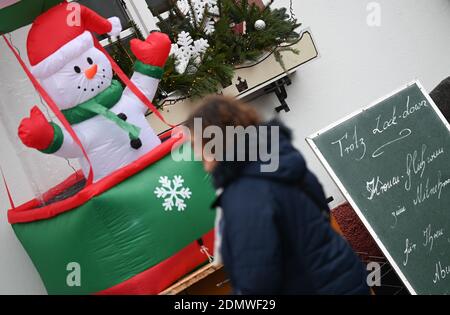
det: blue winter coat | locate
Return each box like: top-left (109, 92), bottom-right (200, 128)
top-left (211, 120), bottom-right (370, 295)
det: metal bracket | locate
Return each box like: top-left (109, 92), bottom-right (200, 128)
top-left (269, 76), bottom-right (292, 113)
top-left (244, 75), bottom-right (293, 113)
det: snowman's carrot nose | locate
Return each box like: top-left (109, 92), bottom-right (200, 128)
top-left (84, 64), bottom-right (98, 80)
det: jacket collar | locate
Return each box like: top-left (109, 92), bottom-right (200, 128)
top-left (211, 119), bottom-right (292, 189)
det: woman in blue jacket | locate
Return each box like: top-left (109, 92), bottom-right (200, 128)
top-left (185, 96), bottom-right (370, 295)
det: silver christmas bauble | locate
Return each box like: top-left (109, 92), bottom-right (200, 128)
top-left (254, 19), bottom-right (266, 31)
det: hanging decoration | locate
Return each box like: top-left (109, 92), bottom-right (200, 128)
top-left (154, 0), bottom-right (301, 100)
top-left (102, 0), bottom-right (299, 101)
top-left (170, 31), bottom-right (210, 74)
top-left (254, 19), bottom-right (266, 30)
top-left (176, 0), bottom-right (219, 35)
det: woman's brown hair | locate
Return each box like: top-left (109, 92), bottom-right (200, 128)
top-left (185, 95), bottom-right (261, 133)
top-left (184, 96), bottom-right (262, 160)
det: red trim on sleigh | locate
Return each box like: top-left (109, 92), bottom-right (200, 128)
top-left (8, 132), bottom-right (185, 224)
top-left (96, 230), bottom-right (215, 295)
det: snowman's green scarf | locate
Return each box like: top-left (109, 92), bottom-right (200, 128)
top-left (61, 80), bottom-right (140, 140)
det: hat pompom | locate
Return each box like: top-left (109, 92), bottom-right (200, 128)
top-left (107, 17), bottom-right (122, 37)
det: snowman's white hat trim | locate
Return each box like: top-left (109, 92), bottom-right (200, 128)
top-left (30, 31), bottom-right (95, 79)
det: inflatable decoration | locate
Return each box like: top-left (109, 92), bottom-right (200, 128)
top-left (1, 0), bottom-right (216, 294)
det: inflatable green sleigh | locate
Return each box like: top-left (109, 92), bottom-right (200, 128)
top-left (9, 136), bottom-right (216, 295)
top-left (2, 0), bottom-right (216, 295)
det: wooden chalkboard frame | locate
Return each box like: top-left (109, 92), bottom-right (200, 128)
top-left (306, 80), bottom-right (450, 295)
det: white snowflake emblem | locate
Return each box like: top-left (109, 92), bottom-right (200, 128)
top-left (154, 175), bottom-right (192, 211)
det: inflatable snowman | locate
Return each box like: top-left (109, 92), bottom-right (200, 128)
top-left (18, 3), bottom-right (171, 181)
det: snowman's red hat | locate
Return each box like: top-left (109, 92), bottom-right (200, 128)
top-left (27, 2), bottom-right (122, 79)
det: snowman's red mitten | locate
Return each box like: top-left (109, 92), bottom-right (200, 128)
top-left (130, 32), bottom-right (171, 79)
top-left (18, 106), bottom-right (63, 154)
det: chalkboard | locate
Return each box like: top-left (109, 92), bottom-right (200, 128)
top-left (307, 81), bottom-right (450, 295)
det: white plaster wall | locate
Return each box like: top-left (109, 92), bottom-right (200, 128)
top-left (253, 0), bottom-right (450, 209)
top-left (0, 0), bottom-right (448, 294)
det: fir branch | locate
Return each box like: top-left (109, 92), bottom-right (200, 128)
top-left (153, 0), bottom-right (302, 100)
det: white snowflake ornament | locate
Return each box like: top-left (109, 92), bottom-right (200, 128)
top-left (176, 0), bottom-right (190, 15)
top-left (176, 0), bottom-right (218, 35)
top-left (203, 19), bottom-right (216, 35)
top-left (193, 38), bottom-right (210, 57)
top-left (170, 31), bottom-right (209, 73)
top-left (154, 175), bottom-right (192, 211)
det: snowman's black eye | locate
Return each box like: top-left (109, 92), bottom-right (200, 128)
top-left (74, 66), bottom-right (81, 73)
top-left (87, 57), bottom-right (93, 65)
